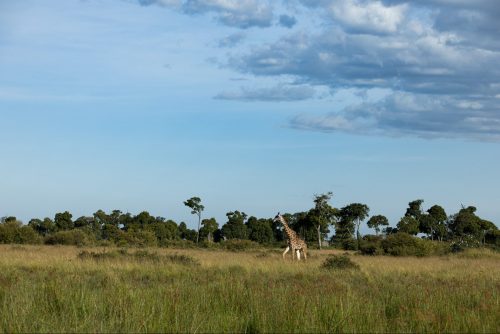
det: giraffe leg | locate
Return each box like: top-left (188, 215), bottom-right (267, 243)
top-left (303, 248), bottom-right (307, 261)
top-left (296, 249), bottom-right (301, 261)
top-left (282, 246), bottom-right (290, 260)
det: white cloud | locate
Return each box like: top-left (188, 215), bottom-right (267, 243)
top-left (137, 0), bottom-right (274, 28)
top-left (132, 0), bottom-right (500, 140)
top-left (183, 0), bottom-right (274, 28)
top-left (328, 0), bottom-right (408, 34)
top-left (291, 92), bottom-right (500, 140)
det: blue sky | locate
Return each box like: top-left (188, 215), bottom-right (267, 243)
top-left (1, 0), bottom-right (499, 232)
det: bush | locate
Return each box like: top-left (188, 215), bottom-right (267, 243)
top-left (116, 230), bottom-right (158, 247)
top-left (220, 239), bottom-right (261, 252)
top-left (359, 235), bottom-right (383, 255)
top-left (381, 233), bottom-right (434, 257)
top-left (321, 255), bottom-right (359, 270)
top-left (0, 221), bottom-right (41, 244)
top-left (341, 238), bottom-right (357, 251)
top-left (450, 235), bottom-right (481, 253)
top-left (45, 229), bottom-right (94, 246)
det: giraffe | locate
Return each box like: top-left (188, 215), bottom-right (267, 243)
top-left (274, 213), bottom-right (307, 261)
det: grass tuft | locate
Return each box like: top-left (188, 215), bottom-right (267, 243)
top-left (321, 254), bottom-right (360, 270)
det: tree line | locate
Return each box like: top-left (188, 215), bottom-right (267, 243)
top-left (1, 194), bottom-right (498, 253)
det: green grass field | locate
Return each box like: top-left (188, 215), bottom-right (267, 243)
top-left (0, 245), bottom-right (499, 333)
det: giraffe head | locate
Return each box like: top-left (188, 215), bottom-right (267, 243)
top-left (274, 213), bottom-right (289, 228)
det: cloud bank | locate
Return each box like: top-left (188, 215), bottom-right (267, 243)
top-left (137, 0), bottom-right (500, 141)
top-left (139, 0), bottom-right (274, 29)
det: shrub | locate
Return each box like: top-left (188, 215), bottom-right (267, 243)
top-left (321, 255), bottom-right (359, 270)
top-left (17, 226), bottom-right (42, 244)
top-left (359, 235), bottom-right (383, 255)
top-left (381, 233), bottom-right (433, 257)
top-left (116, 230), bottom-right (158, 247)
top-left (450, 235), bottom-right (481, 253)
top-left (44, 229), bottom-right (93, 246)
top-left (341, 238), bottom-right (357, 251)
top-left (0, 221), bottom-right (41, 244)
top-left (220, 239), bottom-right (260, 252)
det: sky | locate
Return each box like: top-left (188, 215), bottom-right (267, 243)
top-left (1, 0), bottom-right (500, 233)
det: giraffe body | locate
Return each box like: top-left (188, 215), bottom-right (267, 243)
top-left (274, 213), bottom-right (307, 261)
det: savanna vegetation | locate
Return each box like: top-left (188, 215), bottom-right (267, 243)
top-left (1, 194), bottom-right (498, 255)
top-left (0, 245), bottom-right (498, 333)
top-left (1, 194), bottom-right (499, 332)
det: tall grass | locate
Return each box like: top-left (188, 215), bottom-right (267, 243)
top-left (0, 245), bottom-right (498, 333)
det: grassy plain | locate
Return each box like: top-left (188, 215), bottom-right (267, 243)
top-left (0, 245), bottom-right (499, 333)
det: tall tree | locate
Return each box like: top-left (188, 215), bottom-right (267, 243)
top-left (184, 197), bottom-right (204, 244)
top-left (312, 192), bottom-right (337, 249)
top-left (418, 214), bottom-right (437, 239)
top-left (367, 215), bottom-right (389, 235)
top-left (405, 199), bottom-right (424, 219)
top-left (448, 206), bottom-right (482, 241)
top-left (427, 205), bottom-right (447, 241)
top-left (54, 211), bottom-right (73, 231)
top-left (109, 210), bottom-right (122, 227)
top-left (397, 216), bottom-right (420, 235)
top-left (200, 218), bottom-right (218, 242)
top-left (478, 219), bottom-right (497, 245)
top-left (221, 211), bottom-right (248, 240)
top-left (335, 203), bottom-right (369, 250)
top-left (346, 203), bottom-right (370, 250)
top-left (340, 203), bottom-right (370, 249)
top-left (246, 217), bottom-right (274, 244)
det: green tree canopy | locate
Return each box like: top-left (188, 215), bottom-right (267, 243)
top-left (367, 215), bottom-right (389, 235)
top-left (405, 199), bottom-right (424, 219)
top-left (54, 211), bottom-right (74, 231)
top-left (200, 218), bottom-right (218, 242)
top-left (246, 217), bottom-right (274, 244)
top-left (339, 203), bottom-right (369, 249)
top-left (397, 216), bottom-right (420, 235)
top-left (184, 197), bottom-right (204, 243)
top-left (310, 192), bottom-right (337, 249)
top-left (221, 211), bottom-right (248, 240)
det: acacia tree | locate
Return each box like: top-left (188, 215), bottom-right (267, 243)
top-left (367, 215), bottom-right (389, 235)
top-left (183, 197), bottom-right (204, 244)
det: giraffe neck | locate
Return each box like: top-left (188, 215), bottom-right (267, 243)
top-left (279, 216), bottom-right (297, 240)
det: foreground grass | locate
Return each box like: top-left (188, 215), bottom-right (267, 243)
top-left (0, 245), bottom-right (499, 333)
